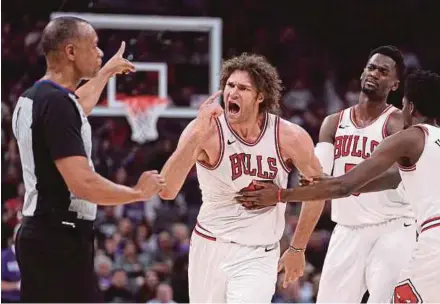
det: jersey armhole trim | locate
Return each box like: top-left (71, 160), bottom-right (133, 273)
top-left (398, 163), bottom-right (416, 172)
top-left (381, 108), bottom-right (398, 139)
top-left (196, 117), bottom-right (224, 170)
top-left (275, 116), bottom-right (293, 173)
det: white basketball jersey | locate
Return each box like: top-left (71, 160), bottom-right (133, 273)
top-left (195, 113), bottom-right (291, 246)
top-left (332, 105), bottom-right (413, 226)
top-left (399, 124), bottom-right (440, 227)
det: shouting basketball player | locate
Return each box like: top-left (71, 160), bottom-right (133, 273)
top-left (238, 46), bottom-right (417, 303)
top-left (159, 53), bottom-right (325, 302)
top-left (237, 69), bottom-right (440, 303)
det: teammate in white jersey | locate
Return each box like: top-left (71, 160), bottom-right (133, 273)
top-left (238, 69), bottom-right (440, 303)
top-left (159, 53), bottom-right (325, 302)
top-left (239, 46), bottom-right (417, 302)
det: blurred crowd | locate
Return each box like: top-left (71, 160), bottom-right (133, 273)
top-left (2, 0), bottom-right (439, 302)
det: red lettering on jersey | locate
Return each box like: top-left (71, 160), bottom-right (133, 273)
top-left (350, 135), bottom-right (362, 157)
top-left (370, 140), bottom-right (379, 155)
top-left (361, 137), bottom-right (369, 159)
top-left (341, 135), bottom-right (353, 157)
top-left (230, 153), bottom-right (278, 180)
top-left (334, 137), bottom-right (343, 159)
top-left (230, 154), bottom-right (243, 180)
top-left (334, 136), bottom-right (380, 160)
top-left (242, 153), bottom-right (257, 176)
top-left (267, 157), bottom-right (278, 179)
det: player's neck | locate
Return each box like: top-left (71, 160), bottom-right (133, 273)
top-left (43, 61), bottom-right (81, 92)
top-left (356, 92), bottom-right (389, 117)
top-left (414, 116), bottom-right (437, 127)
top-left (230, 112), bottom-right (266, 141)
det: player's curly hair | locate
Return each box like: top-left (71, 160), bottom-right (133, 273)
top-left (405, 69), bottom-right (440, 118)
top-left (220, 53), bottom-right (283, 114)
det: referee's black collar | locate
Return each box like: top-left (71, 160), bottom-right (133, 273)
top-left (36, 80), bottom-right (79, 98)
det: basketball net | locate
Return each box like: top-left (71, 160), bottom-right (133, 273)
top-left (122, 95), bottom-right (168, 144)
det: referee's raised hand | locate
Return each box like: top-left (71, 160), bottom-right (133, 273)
top-left (134, 170), bottom-right (166, 199)
top-left (101, 41), bottom-right (136, 77)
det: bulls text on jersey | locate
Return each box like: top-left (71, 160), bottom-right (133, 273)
top-left (229, 153), bottom-right (278, 180)
top-left (334, 135), bottom-right (380, 160)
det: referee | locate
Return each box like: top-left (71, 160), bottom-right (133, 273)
top-left (11, 17), bottom-right (165, 302)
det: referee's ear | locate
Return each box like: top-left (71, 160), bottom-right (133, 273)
top-left (65, 44), bottom-right (76, 61)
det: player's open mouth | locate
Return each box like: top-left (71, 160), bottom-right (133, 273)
top-left (365, 78), bottom-right (378, 87)
top-left (228, 101), bottom-right (241, 116)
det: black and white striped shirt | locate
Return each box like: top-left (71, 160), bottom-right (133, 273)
top-left (12, 80), bottom-right (97, 220)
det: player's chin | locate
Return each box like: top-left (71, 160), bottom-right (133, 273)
top-left (361, 86), bottom-right (377, 95)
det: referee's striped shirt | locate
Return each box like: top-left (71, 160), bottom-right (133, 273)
top-left (12, 80), bottom-right (97, 221)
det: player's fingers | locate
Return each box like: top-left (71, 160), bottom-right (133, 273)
top-left (235, 197), bottom-right (258, 204)
top-left (241, 202), bottom-right (255, 209)
top-left (116, 41), bottom-right (126, 57)
top-left (201, 90), bottom-right (222, 107)
top-left (253, 181), bottom-right (270, 188)
top-left (211, 105), bottom-right (224, 117)
top-left (123, 60), bottom-right (136, 71)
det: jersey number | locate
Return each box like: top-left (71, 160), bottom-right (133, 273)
top-left (393, 280), bottom-right (422, 303)
top-left (344, 163), bottom-right (360, 196)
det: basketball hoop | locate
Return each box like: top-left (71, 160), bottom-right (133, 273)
top-left (122, 95), bottom-right (169, 144)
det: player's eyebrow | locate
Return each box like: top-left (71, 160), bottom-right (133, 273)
top-left (227, 81), bottom-right (253, 90)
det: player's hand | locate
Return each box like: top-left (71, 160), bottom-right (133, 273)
top-left (236, 181), bottom-right (280, 208)
top-left (133, 170), bottom-right (166, 200)
top-left (278, 249), bottom-right (305, 288)
top-left (298, 173), bottom-right (331, 187)
top-left (101, 41), bottom-right (136, 77)
top-left (193, 91), bottom-right (223, 139)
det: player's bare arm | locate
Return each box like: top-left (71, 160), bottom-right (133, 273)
top-left (75, 41), bottom-right (135, 115)
top-left (55, 156), bottom-right (165, 205)
top-left (303, 167), bottom-right (401, 193)
top-left (278, 120), bottom-right (326, 247)
top-left (236, 126), bottom-right (423, 203)
top-left (159, 91), bottom-right (223, 200)
top-left (282, 127), bottom-right (423, 202)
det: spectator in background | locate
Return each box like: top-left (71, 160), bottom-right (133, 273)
top-left (1, 225), bottom-right (21, 303)
top-left (150, 231), bottom-right (175, 275)
top-left (95, 254), bottom-right (113, 291)
top-left (135, 270), bottom-right (160, 303)
top-left (171, 223), bottom-right (190, 255)
top-left (135, 222), bottom-right (157, 254)
top-left (114, 239), bottom-right (152, 284)
top-left (147, 283), bottom-right (176, 304)
top-left (104, 269), bottom-right (134, 303)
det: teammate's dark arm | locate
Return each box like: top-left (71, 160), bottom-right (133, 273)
top-left (279, 127), bottom-right (423, 202)
top-left (356, 166), bottom-right (401, 192)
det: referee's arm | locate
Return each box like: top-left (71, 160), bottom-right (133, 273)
top-left (43, 93), bottom-right (160, 204)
